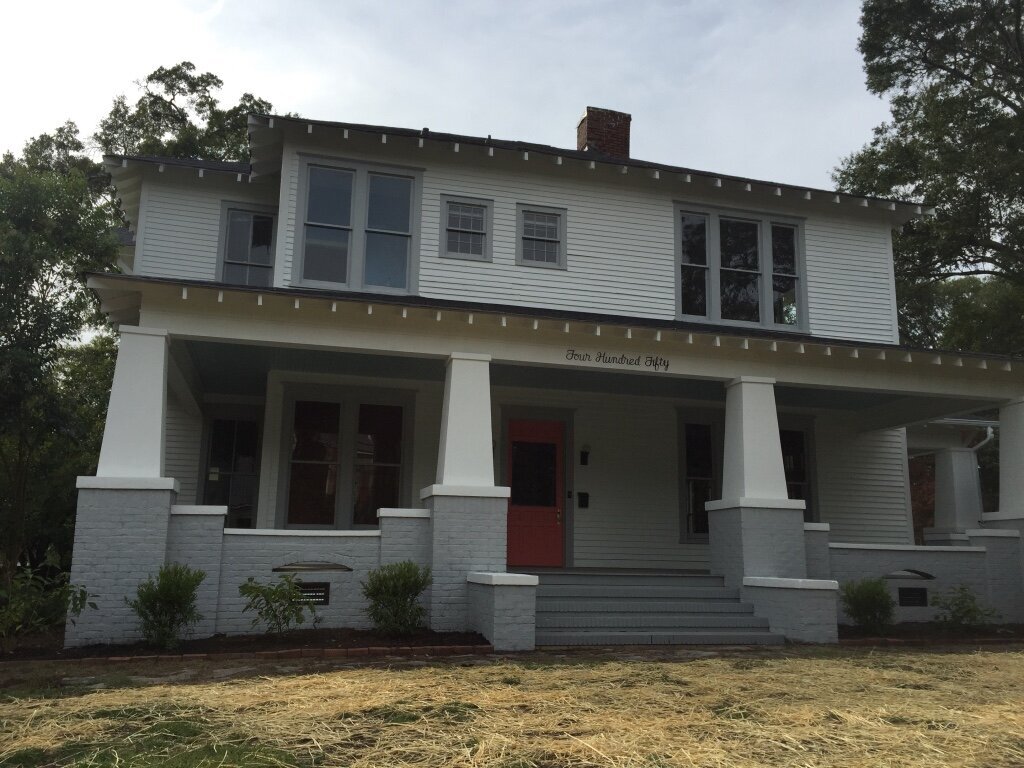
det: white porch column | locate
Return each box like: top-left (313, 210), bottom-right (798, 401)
top-left (926, 448), bottom-right (983, 539)
top-left (96, 326), bottom-right (170, 478)
top-left (998, 398), bottom-right (1024, 521)
top-left (720, 376), bottom-right (790, 504)
top-left (432, 352), bottom-right (497, 490)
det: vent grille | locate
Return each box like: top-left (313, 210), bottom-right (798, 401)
top-left (898, 587), bottom-right (928, 607)
top-left (297, 582), bottom-right (330, 606)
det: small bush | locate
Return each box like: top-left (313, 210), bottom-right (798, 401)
top-left (126, 563), bottom-right (205, 649)
top-left (933, 585), bottom-right (999, 630)
top-left (239, 575), bottom-right (318, 633)
top-left (0, 548), bottom-right (94, 653)
top-left (840, 577), bottom-right (895, 635)
top-left (361, 561), bottom-right (432, 636)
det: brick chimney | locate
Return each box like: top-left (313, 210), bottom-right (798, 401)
top-left (576, 107), bottom-right (632, 159)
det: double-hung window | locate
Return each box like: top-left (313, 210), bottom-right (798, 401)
top-left (676, 206), bottom-right (803, 328)
top-left (516, 204), bottom-right (567, 268)
top-left (441, 196), bottom-right (492, 260)
top-left (300, 161), bottom-right (417, 292)
top-left (221, 208), bottom-right (275, 287)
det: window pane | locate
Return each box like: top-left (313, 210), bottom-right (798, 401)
top-left (510, 441), bottom-right (557, 506)
top-left (680, 213), bottom-right (707, 266)
top-left (448, 203), bottom-right (485, 232)
top-left (523, 211), bottom-right (559, 239)
top-left (721, 270), bottom-right (760, 322)
top-left (287, 463), bottom-right (337, 525)
top-left (367, 174), bottom-right (412, 233)
top-left (720, 219), bottom-right (760, 271)
top-left (233, 421), bottom-right (260, 472)
top-left (307, 167), bottom-right (352, 227)
top-left (364, 232), bottom-right (409, 288)
top-left (523, 238), bottom-right (559, 264)
top-left (226, 211), bottom-right (252, 263)
top-left (684, 423), bottom-right (713, 477)
top-left (773, 276), bottom-right (799, 325)
top-left (680, 265), bottom-right (708, 316)
top-left (688, 479), bottom-right (712, 534)
top-left (303, 225), bottom-right (349, 283)
top-left (291, 401), bottom-right (340, 462)
top-left (353, 465), bottom-right (400, 525)
top-left (781, 430), bottom-right (806, 483)
top-left (208, 420), bottom-right (236, 472)
top-left (356, 404), bottom-right (403, 464)
top-left (772, 224), bottom-right (797, 275)
top-left (250, 215), bottom-right (274, 265)
top-left (246, 265), bottom-right (272, 287)
top-left (223, 263), bottom-right (248, 285)
top-left (447, 230), bottom-right (485, 256)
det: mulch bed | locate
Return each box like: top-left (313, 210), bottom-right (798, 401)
top-left (1, 626), bottom-right (490, 663)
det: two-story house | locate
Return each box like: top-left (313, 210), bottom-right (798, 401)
top-left (68, 108), bottom-right (1024, 650)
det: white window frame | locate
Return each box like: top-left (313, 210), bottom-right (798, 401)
top-left (516, 203), bottom-right (568, 269)
top-left (439, 195), bottom-right (494, 262)
top-left (295, 156), bottom-right (422, 294)
top-left (217, 202), bottom-right (277, 287)
top-left (673, 203), bottom-right (807, 330)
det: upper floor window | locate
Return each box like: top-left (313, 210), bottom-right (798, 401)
top-left (300, 161), bottom-right (417, 292)
top-left (441, 196), bottom-right (492, 261)
top-left (676, 206), bottom-right (803, 328)
top-left (516, 204), bottom-right (567, 269)
top-left (222, 209), bottom-right (275, 287)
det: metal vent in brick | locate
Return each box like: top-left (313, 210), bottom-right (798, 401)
top-left (296, 582), bottom-right (330, 606)
top-left (898, 587), bottom-right (928, 607)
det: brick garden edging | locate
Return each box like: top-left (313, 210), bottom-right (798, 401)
top-left (1, 644), bottom-right (494, 665)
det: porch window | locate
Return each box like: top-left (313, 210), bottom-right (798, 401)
top-left (299, 162), bottom-right (417, 292)
top-left (682, 422), bottom-right (716, 538)
top-left (202, 418), bottom-right (260, 528)
top-left (287, 401), bottom-right (341, 526)
top-left (353, 404), bottom-right (403, 525)
top-left (676, 206), bottom-right (803, 329)
top-left (781, 429), bottom-right (813, 521)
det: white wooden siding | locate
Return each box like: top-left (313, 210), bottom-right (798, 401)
top-left (814, 423), bottom-right (914, 544)
top-left (165, 395), bottom-right (202, 505)
top-left (804, 217), bottom-right (898, 343)
top-left (137, 176), bottom-right (277, 281)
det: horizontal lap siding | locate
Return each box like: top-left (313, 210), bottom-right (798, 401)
top-left (804, 218), bottom-right (898, 343)
top-left (138, 178), bottom-right (277, 281)
top-left (814, 424), bottom-right (913, 544)
top-left (165, 396), bottom-right (202, 505)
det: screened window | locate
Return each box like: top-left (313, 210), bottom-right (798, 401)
top-left (300, 163), bottom-right (416, 291)
top-left (443, 198), bottom-right (491, 260)
top-left (517, 205), bottom-right (566, 268)
top-left (677, 207), bottom-right (803, 328)
top-left (202, 418), bottom-right (260, 528)
top-left (682, 423), bottom-right (716, 537)
top-left (781, 429), bottom-right (813, 521)
top-left (222, 210), bottom-right (274, 287)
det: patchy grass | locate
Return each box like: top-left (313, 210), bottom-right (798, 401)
top-left (2, 647), bottom-right (1024, 767)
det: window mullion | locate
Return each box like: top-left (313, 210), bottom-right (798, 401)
top-left (760, 219), bottom-right (772, 324)
top-left (708, 213), bottom-right (722, 322)
top-left (351, 169), bottom-right (368, 289)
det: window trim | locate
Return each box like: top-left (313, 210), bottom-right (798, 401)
top-left (673, 202), bottom-right (808, 331)
top-left (294, 155), bottom-right (422, 295)
top-left (439, 195), bottom-right (494, 262)
top-left (217, 202), bottom-right (278, 286)
top-left (275, 383), bottom-right (416, 530)
top-left (515, 203), bottom-right (568, 270)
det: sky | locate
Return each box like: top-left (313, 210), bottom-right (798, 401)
top-left (0, 0), bottom-right (891, 189)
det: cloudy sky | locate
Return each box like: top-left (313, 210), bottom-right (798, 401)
top-left (2, 0), bottom-right (890, 189)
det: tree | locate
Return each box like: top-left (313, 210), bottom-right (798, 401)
top-left (95, 61), bottom-right (273, 161)
top-left (0, 132), bottom-right (119, 582)
top-left (834, 0), bottom-right (1024, 352)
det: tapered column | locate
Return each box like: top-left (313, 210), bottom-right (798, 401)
top-left (433, 352), bottom-right (497, 490)
top-left (926, 448), bottom-right (983, 537)
top-left (720, 376), bottom-right (790, 504)
top-left (999, 398), bottom-right (1024, 520)
top-left (96, 326), bottom-right (170, 478)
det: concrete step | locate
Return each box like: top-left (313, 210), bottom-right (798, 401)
top-left (523, 572), bottom-right (722, 587)
top-left (535, 629), bottom-right (785, 646)
top-left (536, 584), bottom-right (740, 600)
top-left (536, 599), bottom-right (754, 613)
top-left (536, 613), bottom-right (771, 630)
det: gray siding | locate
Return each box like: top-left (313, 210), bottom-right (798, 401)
top-left (164, 395), bottom-right (202, 504)
top-left (137, 176), bottom-right (277, 281)
top-left (815, 424), bottom-right (914, 544)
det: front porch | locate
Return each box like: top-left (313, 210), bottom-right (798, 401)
top-left (66, 290), bottom-right (1024, 648)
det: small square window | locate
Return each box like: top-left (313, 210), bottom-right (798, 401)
top-left (222, 209), bottom-right (275, 287)
top-left (440, 196), bottom-right (493, 261)
top-left (516, 204), bottom-right (567, 269)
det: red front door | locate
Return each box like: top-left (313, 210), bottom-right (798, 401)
top-left (506, 419), bottom-right (565, 567)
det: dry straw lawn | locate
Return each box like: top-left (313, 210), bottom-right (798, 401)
top-left (2, 647), bottom-right (1024, 767)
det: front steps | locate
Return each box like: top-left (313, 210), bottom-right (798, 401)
top-left (524, 570), bottom-right (783, 646)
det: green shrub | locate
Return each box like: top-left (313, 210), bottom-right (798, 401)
top-left (239, 574), bottom-right (318, 633)
top-left (361, 561), bottom-right (432, 636)
top-left (0, 551), bottom-right (94, 653)
top-left (126, 563), bottom-right (205, 650)
top-left (933, 585), bottom-right (999, 630)
top-left (839, 577), bottom-right (895, 635)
